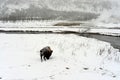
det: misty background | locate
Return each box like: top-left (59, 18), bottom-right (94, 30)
top-left (0, 0), bottom-right (120, 23)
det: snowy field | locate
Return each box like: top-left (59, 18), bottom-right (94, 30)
top-left (0, 0), bottom-right (120, 79)
top-left (0, 34), bottom-right (120, 80)
top-left (0, 21), bottom-right (120, 36)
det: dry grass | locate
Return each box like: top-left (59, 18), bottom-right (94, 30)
top-left (53, 22), bottom-right (83, 26)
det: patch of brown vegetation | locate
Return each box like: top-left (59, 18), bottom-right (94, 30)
top-left (53, 22), bottom-right (82, 26)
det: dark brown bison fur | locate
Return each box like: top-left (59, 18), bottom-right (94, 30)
top-left (40, 46), bottom-right (53, 62)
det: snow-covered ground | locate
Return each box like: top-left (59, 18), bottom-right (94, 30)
top-left (0, 20), bottom-right (120, 36)
top-left (0, 0), bottom-right (120, 79)
top-left (0, 34), bottom-right (120, 80)
top-left (0, 20), bottom-right (61, 28)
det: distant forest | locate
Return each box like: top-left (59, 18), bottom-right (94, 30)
top-left (0, 5), bottom-right (99, 21)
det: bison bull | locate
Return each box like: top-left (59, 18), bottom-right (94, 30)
top-left (40, 46), bottom-right (53, 61)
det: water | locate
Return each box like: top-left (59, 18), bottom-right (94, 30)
top-left (80, 33), bottom-right (120, 51)
top-left (0, 29), bottom-right (119, 51)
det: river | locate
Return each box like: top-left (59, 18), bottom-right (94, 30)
top-left (79, 33), bottom-right (120, 51)
top-left (0, 30), bottom-right (119, 51)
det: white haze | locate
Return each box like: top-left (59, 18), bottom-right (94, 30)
top-left (0, 0), bottom-right (120, 23)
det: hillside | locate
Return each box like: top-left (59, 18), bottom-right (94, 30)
top-left (0, 0), bottom-right (120, 22)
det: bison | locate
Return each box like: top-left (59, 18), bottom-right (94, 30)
top-left (40, 46), bottom-right (53, 62)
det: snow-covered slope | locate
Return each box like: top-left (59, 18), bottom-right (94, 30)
top-left (0, 0), bottom-right (119, 12)
top-left (0, 0), bottom-right (120, 22)
top-left (0, 34), bottom-right (120, 80)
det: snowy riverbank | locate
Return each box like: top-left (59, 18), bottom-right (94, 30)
top-left (0, 34), bottom-right (120, 80)
top-left (0, 21), bottom-right (120, 36)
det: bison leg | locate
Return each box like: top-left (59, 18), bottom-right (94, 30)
top-left (43, 56), bottom-right (46, 61)
top-left (40, 54), bottom-right (43, 62)
top-left (46, 56), bottom-right (50, 59)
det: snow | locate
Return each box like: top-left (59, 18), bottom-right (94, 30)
top-left (0, 20), bottom-right (62, 28)
top-left (0, 34), bottom-right (120, 80)
top-left (88, 29), bottom-right (120, 36)
top-left (0, 0), bottom-right (120, 79)
top-left (1, 0), bottom-right (120, 13)
top-left (0, 1), bottom-right (120, 80)
top-left (7, 4), bottom-right (29, 10)
top-left (1, 0), bottom-right (120, 24)
top-left (0, 20), bottom-right (120, 36)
